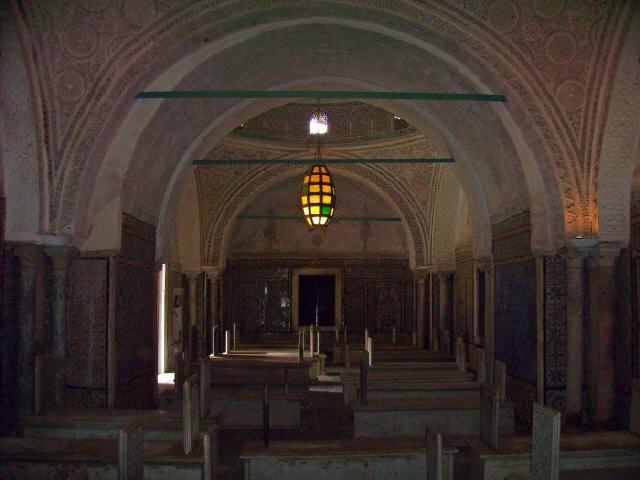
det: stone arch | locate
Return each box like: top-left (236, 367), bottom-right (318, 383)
top-left (46, 1), bottom-right (572, 254)
top-left (596, 3), bottom-right (640, 245)
top-left (198, 161), bottom-right (429, 268)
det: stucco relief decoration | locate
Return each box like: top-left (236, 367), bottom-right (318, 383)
top-left (11, 0), bottom-right (634, 243)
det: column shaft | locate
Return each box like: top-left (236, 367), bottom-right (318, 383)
top-left (565, 250), bottom-right (585, 423)
top-left (415, 277), bottom-right (426, 349)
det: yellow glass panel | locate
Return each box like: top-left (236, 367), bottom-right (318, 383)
top-left (310, 206), bottom-right (320, 215)
top-left (312, 216), bottom-right (320, 225)
top-left (322, 196), bottom-right (332, 204)
top-left (306, 217), bottom-right (312, 226)
top-left (322, 185), bottom-right (332, 193)
top-left (310, 185), bottom-right (320, 193)
top-left (303, 176), bottom-right (309, 184)
top-left (310, 195), bottom-right (320, 204)
top-left (320, 217), bottom-right (328, 225)
top-left (311, 175), bottom-right (320, 182)
top-left (322, 175), bottom-right (330, 183)
top-left (320, 166), bottom-right (327, 173)
top-left (330, 208), bottom-right (334, 216)
top-left (313, 167), bottom-right (320, 173)
top-left (303, 207), bottom-right (309, 216)
top-left (301, 197), bottom-right (308, 205)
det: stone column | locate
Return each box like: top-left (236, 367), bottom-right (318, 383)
top-left (477, 258), bottom-right (494, 382)
top-left (564, 248), bottom-right (587, 424)
top-left (186, 272), bottom-right (199, 363)
top-left (14, 245), bottom-right (39, 417)
top-left (45, 247), bottom-right (72, 408)
top-left (414, 270), bottom-right (428, 350)
top-left (428, 274), bottom-right (436, 349)
top-left (438, 272), bottom-right (453, 350)
top-left (205, 268), bottom-right (222, 355)
top-left (587, 244), bottom-right (620, 426)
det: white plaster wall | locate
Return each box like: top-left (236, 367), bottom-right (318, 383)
top-left (228, 174), bottom-right (408, 257)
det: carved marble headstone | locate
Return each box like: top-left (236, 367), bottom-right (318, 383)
top-left (476, 347), bottom-right (486, 384)
top-left (118, 420), bottom-right (144, 480)
top-left (630, 379), bottom-right (639, 436)
top-left (495, 360), bottom-right (507, 401)
top-left (480, 385), bottom-right (500, 450)
top-left (183, 374), bottom-right (200, 455)
top-left (200, 359), bottom-right (211, 420)
top-left (202, 423), bottom-right (220, 480)
top-left (426, 426), bottom-right (443, 480)
top-left (456, 337), bottom-right (466, 372)
top-left (530, 402), bottom-right (561, 480)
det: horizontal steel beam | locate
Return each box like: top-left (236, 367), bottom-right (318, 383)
top-left (238, 214), bottom-right (401, 222)
top-left (194, 158), bottom-right (454, 166)
top-left (136, 90), bottom-right (507, 102)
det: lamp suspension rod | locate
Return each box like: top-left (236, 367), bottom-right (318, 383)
top-left (135, 90), bottom-right (507, 102)
top-left (193, 158), bottom-right (454, 165)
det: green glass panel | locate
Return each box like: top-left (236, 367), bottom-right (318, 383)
top-left (322, 206), bottom-right (331, 215)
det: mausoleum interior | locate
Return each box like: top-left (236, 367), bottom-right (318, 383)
top-left (1, 1), bottom-right (640, 479)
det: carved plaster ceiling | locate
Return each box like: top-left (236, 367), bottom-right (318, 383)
top-left (6, 0), bottom-right (639, 244)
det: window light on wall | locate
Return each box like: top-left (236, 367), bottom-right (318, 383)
top-left (309, 111), bottom-right (328, 135)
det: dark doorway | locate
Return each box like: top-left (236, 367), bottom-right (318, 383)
top-left (299, 275), bottom-right (335, 327)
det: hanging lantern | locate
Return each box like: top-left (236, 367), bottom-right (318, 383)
top-left (301, 164), bottom-right (335, 227)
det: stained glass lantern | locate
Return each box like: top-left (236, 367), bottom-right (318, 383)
top-left (301, 164), bottom-right (335, 227)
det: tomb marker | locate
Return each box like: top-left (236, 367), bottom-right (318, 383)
top-left (344, 345), bottom-right (351, 374)
top-left (631, 378), bottom-right (640, 435)
top-left (224, 330), bottom-right (230, 354)
top-left (183, 374), bottom-right (200, 455)
top-left (479, 385), bottom-right (500, 451)
top-left (316, 328), bottom-right (321, 355)
top-left (456, 337), bottom-right (466, 372)
top-left (426, 426), bottom-right (444, 480)
top-left (495, 360), bottom-right (507, 401)
top-left (202, 423), bottom-right (220, 480)
top-left (310, 326), bottom-right (315, 356)
top-left (367, 336), bottom-right (373, 366)
top-left (530, 403), bottom-right (561, 480)
top-left (476, 347), bottom-right (486, 384)
top-left (200, 359), bottom-right (211, 420)
top-left (118, 420), bottom-right (144, 480)
top-left (232, 323), bottom-right (237, 350)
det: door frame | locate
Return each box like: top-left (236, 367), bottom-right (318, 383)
top-left (292, 268), bottom-right (342, 331)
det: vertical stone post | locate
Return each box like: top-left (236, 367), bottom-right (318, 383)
top-left (310, 325), bottom-right (315, 356)
top-left (428, 274), bottom-right (436, 350)
top-left (205, 267), bottom-right (222, 356)
top-left (438, 272), bottom-right (453, 350)
top-left (45, 247), bottom-right (72, 409)
top-left (587, 244), bottom-right (621, 426)
top-left (414, 269), bottom-right (428, 350)
top-left (564, 248), bottom-right (587, 424)
top-left (186, 272), bottom-right (199, 361)
top-left (14, 245), bottom-right (39, 417)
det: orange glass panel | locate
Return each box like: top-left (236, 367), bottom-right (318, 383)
top-left (310, 185), bottom-right (320, 193)
top-left (311, 175), bottom-right (320, 182)
top-left (322, 185), bottom-right (332, 193)
top-left (303, 176), bottom-right (309, 184)
top-left (322, 175), bottom-right (330, 183)
top-left (310, 195), bottom-right (320, 204)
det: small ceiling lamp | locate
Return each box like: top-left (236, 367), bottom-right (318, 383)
top-left (301, 143), bottom-right (335, 228)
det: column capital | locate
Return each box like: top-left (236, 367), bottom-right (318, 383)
top-left (44, 247), bottom-right (76, 270)
top-left (437, 270), bottom-right (454, 281)
top-left (412, 267), bottom-right (430, 281)
top-left (184, 271), bottom-right (201, 281)
top-left (474, 257), bottom-right (493, 273)
top-left (593, 243), bottom-right (623, 268)
top-left (202, 266), bottom-right (224, 280)
top-left (13, 244), bottom-right (41, 268)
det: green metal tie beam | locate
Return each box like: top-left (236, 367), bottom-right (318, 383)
top-left (135, 90), bottom-right (507, 102)
top-left (238, 214), bottom-right (401, 222)
top-left (193, 158), bottom-right (454, 166)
